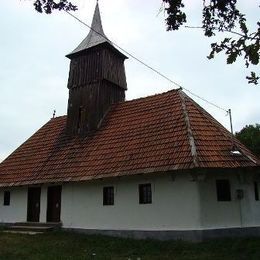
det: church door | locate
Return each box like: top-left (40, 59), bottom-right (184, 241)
top-left (46, 186), bottom-right (62, 222)
top-left (27, 187), bottom-right (41, 222)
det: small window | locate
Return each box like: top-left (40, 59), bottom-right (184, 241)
top-left (77, 106), bottom-right (87, 134)
top-left (77, 106), bottom-right (83, 133)
top-left (103, 186), bottom-right (114, 206)
top-left (139, 184), bottom-right (152, 204)
top-left (254, 182), bottom-right (259, 201)
top-left (216, 180), bottom-right (231, 201)
top-left (3, 191), bottom-right (10, 206)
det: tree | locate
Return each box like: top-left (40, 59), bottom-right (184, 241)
top-left (32, 0), bottom-right (259, 85)
top-left (163, 0), bottom-right (259, 85)
top-left (235, 124), bottom-right (260, 157)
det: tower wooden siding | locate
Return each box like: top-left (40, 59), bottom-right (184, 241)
top-left (66, 81), bottom-right (125, 136)
top-left (67, 45), bottom-right (127, 90)
top-left (66, 44), bottom-right (127, 136)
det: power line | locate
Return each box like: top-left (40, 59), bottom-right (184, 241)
top-left (65, 10), bottom-right (229, 113)
top-left (185, 25), bottom-right (253, 40)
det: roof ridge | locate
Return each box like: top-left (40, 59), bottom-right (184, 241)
top-left (122, 88), bottom-right (180, 105)
top-left (179, 90), bottom-right (199, 168)
top-left (55, 89), bottom-right (180, 115)
top-left (51, 115), bottom-right (67, 120)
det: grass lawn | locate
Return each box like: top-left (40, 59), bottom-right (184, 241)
top-left (0, 231), bottom-right (260, 260)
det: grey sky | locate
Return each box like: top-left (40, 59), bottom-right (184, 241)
top-left (0, 0), bottom-right (259, 162)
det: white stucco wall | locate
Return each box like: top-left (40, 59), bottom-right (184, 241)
top-left (0, 185), bottom-right (57, 224)
top-left (0, 187), bottom-right (27, 223)
top-left (237, 179), bottom-right (260, 227)
top-left (40, 186), bottom-right (48, 222)
top-left (61, 173), bottom-right (201, 231)
top-left (0, 171), bottom-right (259, 232)
top-left (199, 172), bottom-right (260, 229)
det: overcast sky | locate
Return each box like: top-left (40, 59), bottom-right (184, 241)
top-left (0, 0), bottom-right (259, 162)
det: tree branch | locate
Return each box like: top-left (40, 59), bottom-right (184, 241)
top-left (184, 25), bottom-right (255, 40)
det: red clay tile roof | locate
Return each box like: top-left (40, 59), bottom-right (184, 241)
top-left (0, 89), bottom-right (259, 187)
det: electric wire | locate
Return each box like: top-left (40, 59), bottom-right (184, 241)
top-left (65, 10), bottom-right (229, 113)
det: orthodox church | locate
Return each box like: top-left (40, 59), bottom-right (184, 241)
top-left (0, 3), bottom-right (259, 240)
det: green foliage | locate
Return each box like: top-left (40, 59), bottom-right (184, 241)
top-left (1, 231), bottom-right (260, 259)
top-left (235, 124), bottom-right (260, 156)
top-left (164, 0), bottom-right (186, 31)
top-left (202, 0), bottom-right (241, 37)
top-left (33, 0), bottom-right (77, 14)
top-left (247, 72), bottom-right (260, 85)
top-left (162, 0), bottom-right (259, 85)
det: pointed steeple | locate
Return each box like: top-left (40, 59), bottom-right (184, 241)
top-left (65, 2), bottom-right (128, 136)
top-left (67, 2), bottom-right (110, 57)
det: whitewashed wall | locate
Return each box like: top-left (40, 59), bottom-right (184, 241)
top-left (40, 186), bottom-right (48, 222)
top-left (61, 173), bottom-right (201, 230)
top-left (199, 172), bottom-right (260, 229)
top-left (0, 171), bottom-right (259, 232)
top-left (0, 187), bottom-right (27, 223)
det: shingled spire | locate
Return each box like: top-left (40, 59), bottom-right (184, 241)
top-left (66, 2), bottom-right (128, 136)
top-left (67, 2), bottom-right (109, 56)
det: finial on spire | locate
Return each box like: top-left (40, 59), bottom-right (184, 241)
top-left (66, 0), bottom-right (108, 58)
top-left (52, 109), bottom-right (56, 119)
top-left (66, 0), bottom-right (127, 60)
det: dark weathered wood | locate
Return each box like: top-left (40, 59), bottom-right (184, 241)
top-left (66, 43), bottom-right (127, 136)
top-left (27, 187), bottom-right (41, 222)
top-left (46, 186), bottom-right (61, 223)
top-left (67, 45), bottom-right (127, 90)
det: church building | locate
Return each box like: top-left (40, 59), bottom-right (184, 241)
top-left (0, 3), bottom-right (260, 241)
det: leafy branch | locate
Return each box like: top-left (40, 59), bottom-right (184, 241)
top-left (163, 0), bottom-right (260, 85)
top-left (33, 0), bottom-right (77, 14)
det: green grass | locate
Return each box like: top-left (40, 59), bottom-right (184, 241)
top-left (0, 231), bottom-right (260, 260)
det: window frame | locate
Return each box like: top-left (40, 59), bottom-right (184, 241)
top-left (139, 183), bottom-right (152, 204)
top-left (103, 186), bottom-right (114, 206)
top-left (216, 179), bottom-right (231, 202)
top-left (254, 182), bottom-right (259, 201)
top-left (3, 191), bottom-right (10, 206)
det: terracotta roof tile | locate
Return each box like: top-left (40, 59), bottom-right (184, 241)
top-left (0, 89), bottom-right (259, 187)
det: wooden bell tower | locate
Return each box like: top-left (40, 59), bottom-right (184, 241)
top-left (66, 2), bottom-right (127, 136)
